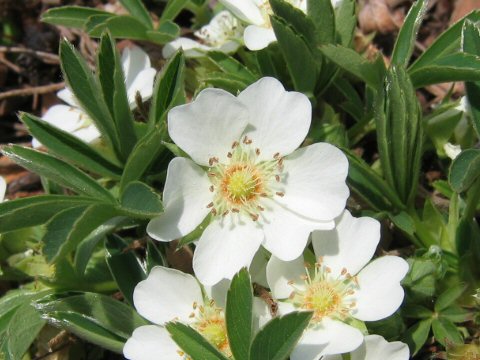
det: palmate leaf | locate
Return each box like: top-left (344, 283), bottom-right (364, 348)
top-left (449, 149), bottom-right (480, 193)
top-left (463, 20), bottom-right (480, 137)
top-left (41, 6), bottom-right (114, 29)
top-left (119, 0), bottom-right (153, 29)
top-left (306, 0), bottom-right (335, 45)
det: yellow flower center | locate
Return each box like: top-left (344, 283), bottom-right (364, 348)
top-left (207, 137), bottom-right (285, 221)
top-left (190, 301), bottom-right (232, 358)
top-left (290, 260), bottom-right (358, 323)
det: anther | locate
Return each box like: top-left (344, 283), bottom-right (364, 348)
top-left (260, 192), bottom-right (268, 197)
top-left (207, 202), bottom-right (214, 208)
top-left (193, 302), bottom-right (197, 309)
top-left (178, 351), bottom-right (185, 356)
top-left (250, 213), bottom-right (259, 221)
top-left (341, 268), bottom-right (347, 276)
top-left (210, 299), bottom-right (215, 306)
top-left (208, 172), bottom-right (217, 177)
top-left (273, 152), bottom-right (280, 159)
top-left (257, 205), bottom-right (264, 211)
top-left (232, 141), bottom-right (239, 149)
top-left (255, 148), bottom-right (261, 155)
top-left (276, 191), bottom-right (285, 197)
top-left (275, 175), bottom-right (280, 182)
top-left (211, 208), bottom-right (217, 216)
top-left (232, 208), bottom-right (240, 213)
top-left (326, 266), bottom-right (332, 273)
top-left (222, 210), bottom-right (230, 216)
top-left (209, 185), bottom-right (214, 192)
top-left (227, 152), bottom-right (233, 158)
top-left (189, 312), bottom-right (195, 318)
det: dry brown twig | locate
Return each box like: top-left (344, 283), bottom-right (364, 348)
top-left (0, 82), bottom-right (65, 101)
top-left (0, 46), bottom-right (60, 64)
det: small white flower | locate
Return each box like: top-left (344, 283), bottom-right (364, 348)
top-left (219, 0), bottom-right (307, 50)
top-left (123, 266), bottom-right (265, 359)
top-left (147, 77), bottom-right (349, 285)
top-left (0, 176), bottom-right (6, 202)
top-left (323, 335), bottom-right (410, 360)
top-left (163, 11), bottom-right (243, 58)
top-left (266, 210), bottom-right (409, 360)
top-left (443, 142), bottom-right (462, 160)
top-left (34, 45), bottom-right (156, 147)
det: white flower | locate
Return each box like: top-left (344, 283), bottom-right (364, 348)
top-left (443, 142), bottom-right (462, 160)
top-left (0, 176), bottom-right (6, 202)
top-left (323, 335), bottom-right (410, 360)
top-left (163, 11), bottom-right (243, 58)
top-left (219, 0), bottom-right (307, 50)
top-left (265, 210), bottom-right (409, 360)
top-left (33, 45), bottom-right (156, 148)
top-left (123, 266), bottom-right (265, 359)
top-left (147, 77), bottom-right (349, 285)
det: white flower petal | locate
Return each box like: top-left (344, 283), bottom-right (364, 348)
top-left (276, 300), bottom-right (296, 315)
top-left (278, 143), bottom-right (349, 221)
top-left (123, 325), bottom-right (181, 360)
top-left (0, 176), bottom-right (6, 202)
top-left (122, 45), bottom-right (152, 89)
top-left (354, 256), bottom-right (409, 321)
top-left (127, 68), bottom-right (157, 107)
top-left (266, 255), bottom-right (305, 299)
top-left (204, 278), bottom-right (231, 309)
top-left (42, 105), bottom-right (87, 133)
top-left (162, 37), bottom-right (211, 59)
top-left (243, 25), bottom-right (277, 50)
top-left (312, 210), bottom-right (380, 277)
top-left (218, 40), bottom-right (241, 54)
top-left (57, 88), bottom-right (78, 107)
top-left (238, 77), bottom-right (311, 160)
top-left (72, 126), bottom-right (102, 144)
top-left (168, 88), bottom-right (249, 166)
top-left (219, 0), bottom-right (265, 25)
top-left (193, 218), bottom-right (264, 285)
top-left (253, 297), bottom-right (272, 331)
top-left (147, 157), bottom-right (212, 242)
top-left (261, 199), bottom-right (334, 261)
top-left (133, 266), bottom-right (203, 325)
top-left (249, 248), bottom-right (270, 287)
top-left (291, 319), bottom-right (364, 360)
top-left (350, 335), bottom-right (410, 360)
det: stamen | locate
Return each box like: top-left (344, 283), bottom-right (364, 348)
top-left (209, 185), bottom-right (215, 192)
top-left (255, 148), bottom-right (261, 155)
top-left (276, 191), bottom-right (285, 197)
top-left (232, 141), bottom-right (239, 149)
top-left (207, 202), bottom-right (214, 208)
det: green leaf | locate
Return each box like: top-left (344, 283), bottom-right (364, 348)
top-left (146, 27), bottom-right (180, 44)
top-left (120, 181), bottom-right (163, 218)
top-left (35, 292), bottom-right (148, 340)
top-left (402, 304), bottom-right (433, 319)
top-left (105, 234), bottom-right (147, 304)
top-left (271, 16), bottom-right (318, 93)
top-left (440, 306), bottom-right (471, 323)
top-left (432, 317), bottom-right (463, 346)
top-left (59, 40), bottom-right (119, 153)
top-left (145, 239), bottom-right (166, 272)
top-left (40, 311), bottom-right (125, 353)
top-left (41, 6), bottom-right (114, 29)
top-left (87, 15), bottom-right (150, 40)
top-left (149, 50), bottom-right (185, 125)
top-left (2, 145), bottom-right (115, 203)
top-left (119, 128), bottom-right (166, 192)
top-left (410, 53), bottom-right (480, 88)
top-left (20, 112), bottom-right (122, 179)
top-left (160, 0), bottom-right (189, 21)
top-left (271, 0), bottom-right (317, 45)
top-left (166, 322), bottom-right (229, 360)
top-left (0, 195), bottom-right (102, 233)
top-left (449, 149), bottom-right (480, 192)
top-left (307, 0), bottom-right (335, 44)
top-left (435, 284), bottom-right (466, 312)
top-left (249, 311), bottom-right (313, 360)
top-left (402, 318), bottom-right (432, 355)
top-left (409, 10), bottom-right (480, 72)
top-left (202, 73), bottom-right (252, 94)
top-left (391, 0), bottom-right (428, 67)
top-left (97, 31), bottom-right (136, 159)
top-left (335, 0), bottom-right (356, 46)
top-left (206, 51), bottom-right (257, 83)
top-left (343, 150), bottom-right (405, 211)
top-left (463, 20), bottom-right (480, 138)
top-left (0, 303), bottom-right (45, 359)
top-left (320, 44), bottom-right (382, 88)
top-left (74, 216), bottom-right (131, 274)
top-left (43, 204), bottom-right (119, 263)
top-left (226, 268), bottom-right (253, 360)
top-left (120, 0), bottom-right (153, 28)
